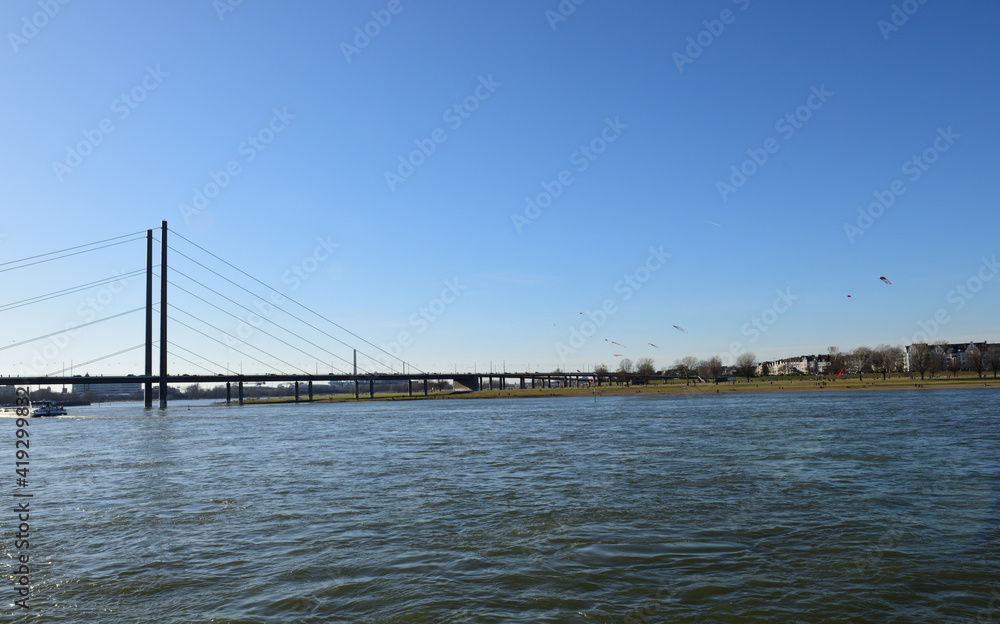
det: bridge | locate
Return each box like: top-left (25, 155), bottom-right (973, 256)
top-left (2, 221), bottom-right (619, 407)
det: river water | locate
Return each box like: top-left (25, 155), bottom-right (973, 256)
top-left (4, 389), bottom-right (998, 623)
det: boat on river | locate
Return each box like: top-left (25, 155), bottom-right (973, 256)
top-left (0, 400), bottom-right (67, 417)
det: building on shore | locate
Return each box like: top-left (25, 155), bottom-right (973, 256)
top-left (757, 354), bottom-right (831, 376)
top-left (903, 342), bottom-right (988, 372)
top-left (71, 374), bottom-right (142, 398)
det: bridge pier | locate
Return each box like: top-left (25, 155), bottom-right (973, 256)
top-left (238, 381), bottom-right (243, 405)
top-left (308, 380), bottom-right (313, 401)
top-left (408, 379), bottom-right (412, 397)
top-left (295, 381), bottom-right (300, 403)
top-left (369, 377), bottom-right (374, 398)
top-left (226, 382), bottom-right (231, 404)
top-left (424, 379), bottom-right (428, 396)
top-left (520, 377), bottom-right (525, 389)
top-left (354, 379), bottom-right (359, 400)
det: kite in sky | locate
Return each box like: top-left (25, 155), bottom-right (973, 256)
top-left (673, 325), bottom-right (687, 334)
top-left (847, 295), bottom-right (852, 298)
top-left (836, 367), bottom-right (845, 378)
top-left (879, 276), bottom-right (891, 285)
top-left (648, 343), bottom-right (661, 350)
top-left (613, 354), bottom-right (623, 357)
top-left (604, 339), bottom-right (626, 347)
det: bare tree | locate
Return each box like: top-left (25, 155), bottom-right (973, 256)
top-left (828, 346), bottom-right (846, 378)
top-left (988, 344), bottom-right (1000, 380)
top-left (617, 357), bottom-right (633, 385)
top-left (636, 357), bottom-right (655, 384)
top-left (698, 356), bottom-right (724, 383)
top-left (870, 344), bottom-right (903, 380)
top-left (594, 363), bottom-right (608, 385)
top-left (931, 340), bottom-right (951, 376)
top-left (735, 352), bottom-right (757, 381)
top-left (966, 344), bottom-right (985, 378)
top-left (674, 356), bottom-right (698, 384)
top-left (848, 346), bottom-right (873, 381)
top-left (910, 343), bottom-right (934, 380)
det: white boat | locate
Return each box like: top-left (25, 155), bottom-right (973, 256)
top-left (0, 400), bottom-right (67, 417)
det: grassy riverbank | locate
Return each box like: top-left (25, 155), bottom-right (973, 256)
top-left (223, 372), bottom-right (1000, 404)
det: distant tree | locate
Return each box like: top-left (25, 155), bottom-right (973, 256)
top-left (617, 358), bottom-right (634, 385)
top-left (870, 344), bottom-right (903, 380)
top-left (828, 346), bottom-right (846, 378)
top-left (965, 344), bottom-right (985, 378)
top-left (674, 356), bottom-right (698, 384)
top-left (184, 384), bottom-right (202, 400)
top-left (759, 361), bottom-right (770, 378)
top-left (636, 357), bottom-right (655, 383)
top-left (946, 355), bottom-right (963, 376)
top-left (698, 356), bottom-right (724, 382)
top-left (931, 340), bottom-right (951, 376)
top-left (849, 346), bottom-right (873, 381)
top-left (987, 344), bottom-right (1000, 379)
top-left (735, 352), bottom-right (757, 382)
top-left (910, 343), bottom-right (933, 380)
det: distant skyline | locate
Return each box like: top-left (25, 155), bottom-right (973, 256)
top-left (2, 1), bottom-right (998, 377)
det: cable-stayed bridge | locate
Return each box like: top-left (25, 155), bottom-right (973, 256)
top-left (2, 222), bottom-right (599, 407)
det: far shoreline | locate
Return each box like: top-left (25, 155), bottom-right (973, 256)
top-left (220, 374), bottom-right (1000, 405)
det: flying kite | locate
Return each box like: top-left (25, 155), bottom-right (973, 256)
top-left (673, 325), bottom-right (688, 334)
top-left (879, 276), bottom-right (891, 285)
top-left (604, 339), bottom-right (626, 347)
top-left (836, 367), bottom-right (845, 378)
top-left (613, 354), bottom-right (623, 357)
top-left (847, 295), bottom-right (852, 298)
top-left (648, 343), bottom-right (661, 350)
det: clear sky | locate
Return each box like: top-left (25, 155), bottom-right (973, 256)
top-left (2, 0), bottom-right (998, 378)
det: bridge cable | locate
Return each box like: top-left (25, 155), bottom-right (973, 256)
top-left (0, 307), bottom-right (145, 352)
top-left (165, 342), bottom-right (220, 375)
top-left (0, 269), bottom-right (147, 313)
top-left (166, 269), bottom-right (356, 374)
top-left (164, 246), bottom-right (387, 373)
top-left (45, 343), bottom-right (145, 375)
top-left (163, 305), bottom-right (306, 375)
top-left (0, 235), bottom-right (146, 274)
top-left (168, 230), bottom-right (424, 373)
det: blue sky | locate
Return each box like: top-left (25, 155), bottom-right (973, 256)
top-left (2, 0), bottom-right (998, 378)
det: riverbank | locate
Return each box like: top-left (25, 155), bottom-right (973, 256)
top-left (224, 373), bottom-right (1000, 404)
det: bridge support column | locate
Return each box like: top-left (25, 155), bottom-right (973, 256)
top-left (369, 378), bottom-right (374, 398)
top-left (408, 379), bottom-right (413, 396)
top-left (489, 377), bottom-right (493, 391)
top-left (308, 381), bottom-right (313, 401)
top-left (354, 379), bottom-right (359, 400)
top-left (238, 381), bottom-right (243, 405)
top-left (424, 379), bottom-right (428, 396)
top-left (295, 381), bottom-right (300, 403)
top-left (520, 377), bottom-right (525, 390)
top-left (226, 382), bottom-right (231, 405)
